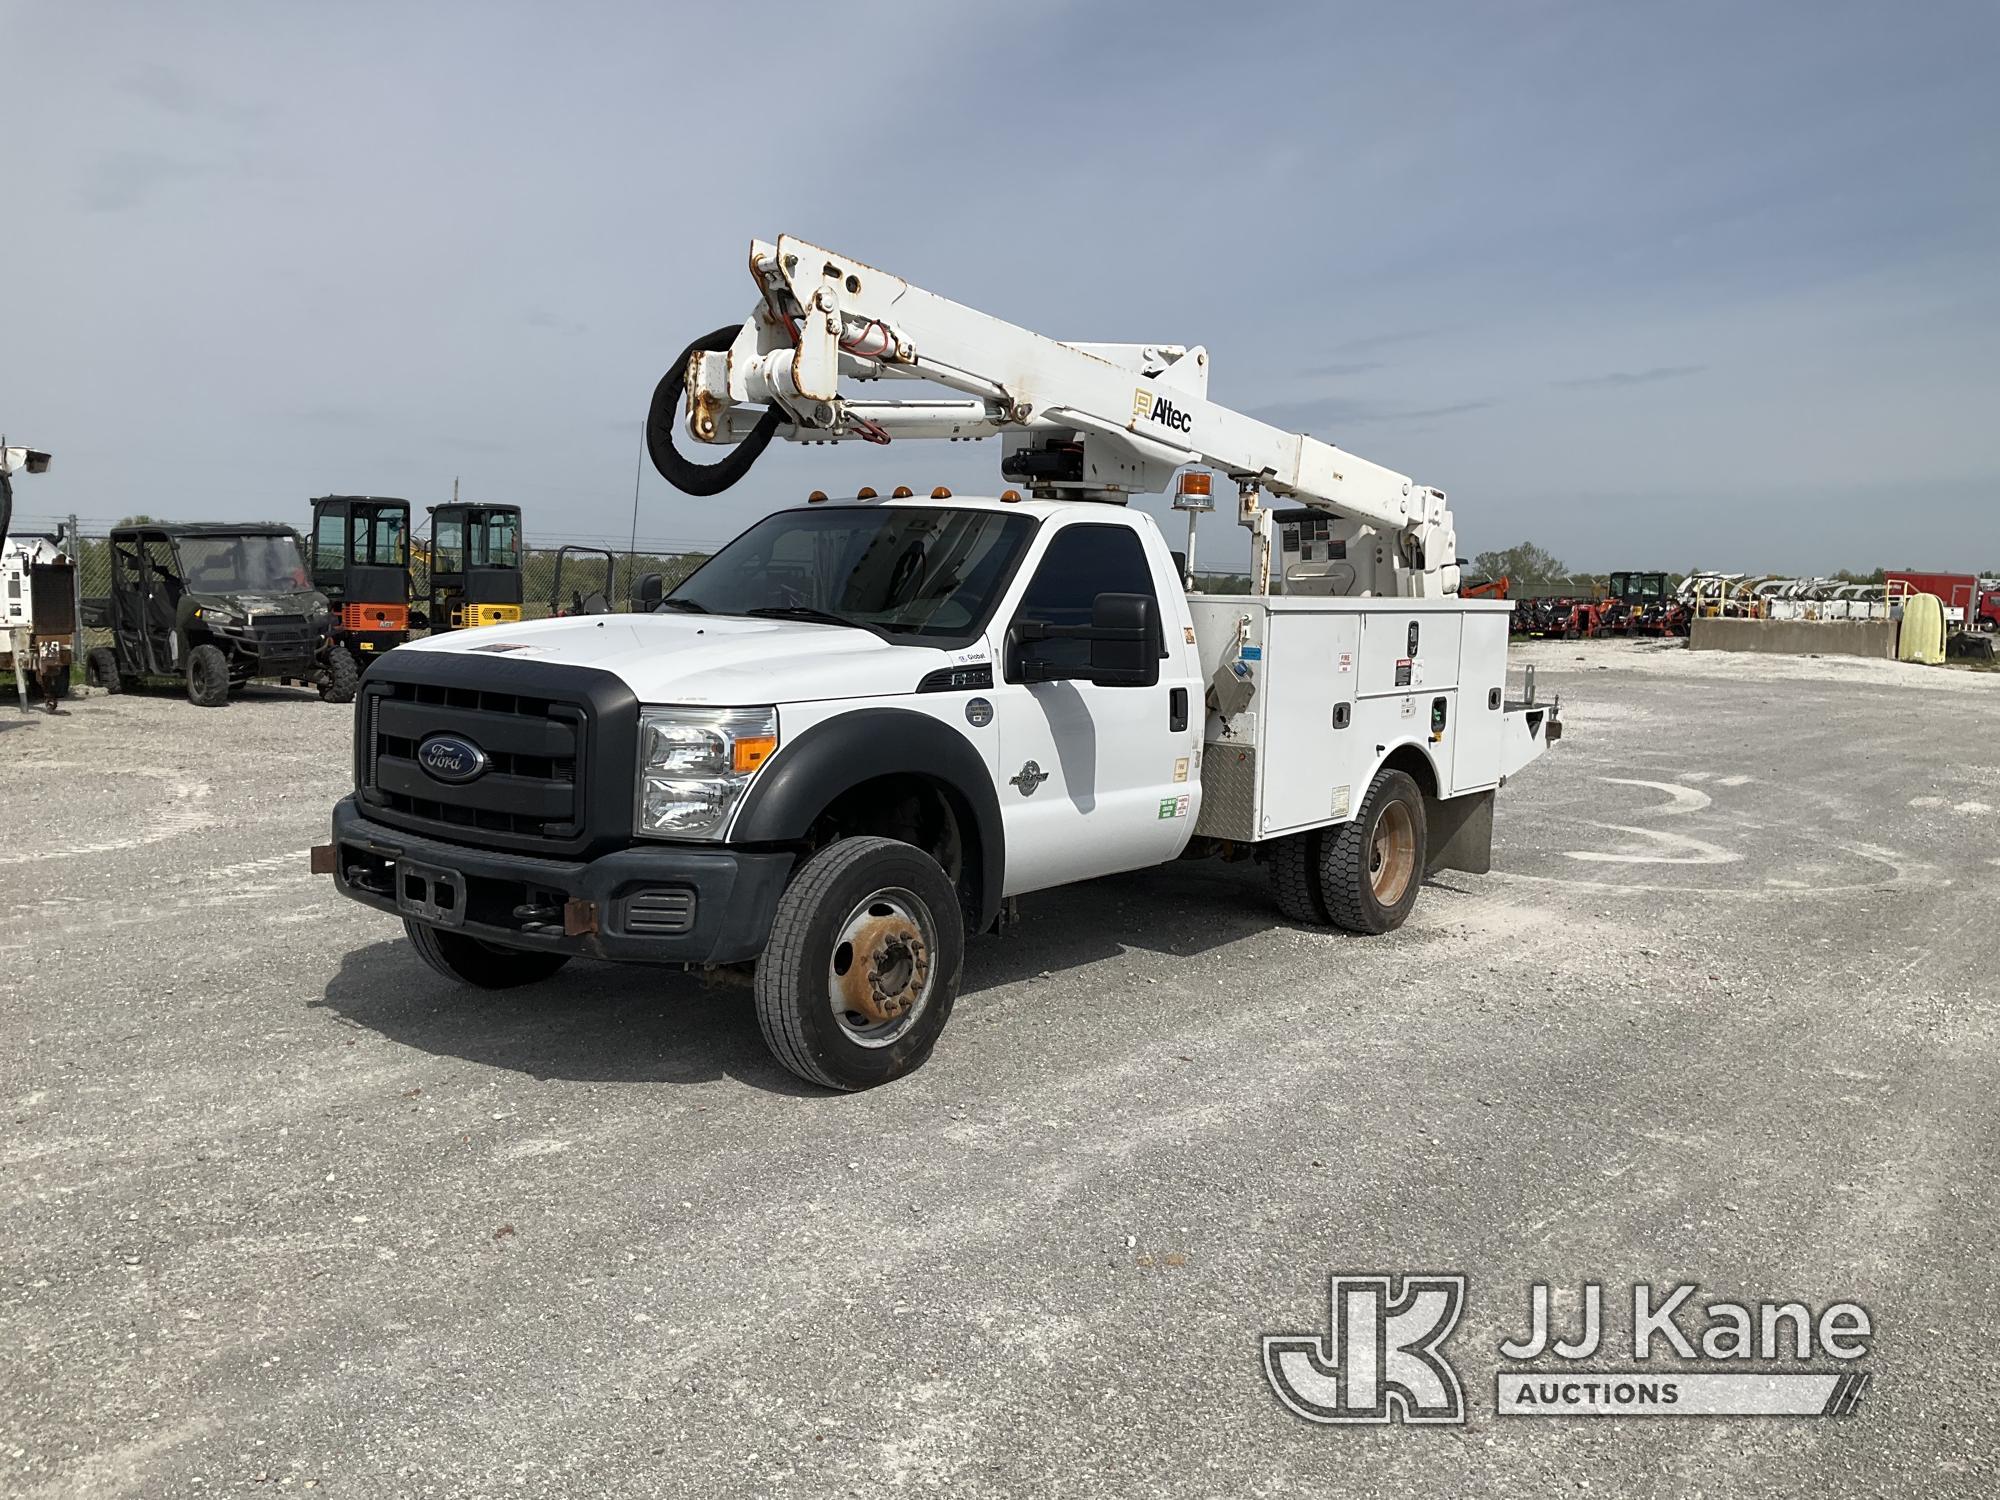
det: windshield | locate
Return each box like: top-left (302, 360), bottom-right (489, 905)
top-left (668, 505), bottom-right (1035, 640)
top-left (178, 534), bottom-right (312, 594)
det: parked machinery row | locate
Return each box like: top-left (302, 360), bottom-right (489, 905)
top-left (61, 498), bottom-right (537, 710)
top-left (1514, 571), bottom-right (1691, 639)
top-left (1677, 571), bottom-right (2000, 626)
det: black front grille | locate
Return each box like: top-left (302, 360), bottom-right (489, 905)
top-left (364, 679), bottom-right (585, 846)
top-left (352, 652), bottom-right (639, 859)
top-left (251, 614), bottom-right (316, 649)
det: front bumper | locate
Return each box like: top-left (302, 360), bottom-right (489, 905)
top-left (325, 795), bottom-right (793, 964)
top-left (214, 621), bottom-right (326, 675)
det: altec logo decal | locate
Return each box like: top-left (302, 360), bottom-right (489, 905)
top-left (1133, 386), bottom-right (1194, 434)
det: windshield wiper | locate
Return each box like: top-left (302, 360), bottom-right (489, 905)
top-left (656, 597), bottom-right (708, 613)
top-left (744, 605), bottom-right (887, 637)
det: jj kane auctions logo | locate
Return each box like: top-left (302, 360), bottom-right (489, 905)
top-left (1265, 1276), bottom-right (1874, 1424)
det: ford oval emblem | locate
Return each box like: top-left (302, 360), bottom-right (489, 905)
top-left (417, 733), bottom-right (489, 784)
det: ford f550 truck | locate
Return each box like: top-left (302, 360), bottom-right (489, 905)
top-left (316, 237), bottom-right (1560, 1089)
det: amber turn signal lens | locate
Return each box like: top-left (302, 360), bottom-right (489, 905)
top-left (733, 736), bottom-right (778, 775)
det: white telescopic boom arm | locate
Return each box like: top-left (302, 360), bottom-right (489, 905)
top-left (677, 236), bottom-right (1458, 596)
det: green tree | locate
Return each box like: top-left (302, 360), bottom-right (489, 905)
top-left (1470, 542), bottom-right (1569, 586)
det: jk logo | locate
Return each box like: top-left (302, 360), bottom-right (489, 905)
top-left (1263, 1274), bottom-right (1466, 1425)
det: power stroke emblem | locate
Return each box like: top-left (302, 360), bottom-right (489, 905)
top-left (1009, 760), bottom-right (1050, 796)
top-left (1132, 386), bottom-right (1194, 435)
top-left (416, 733), bottom-right (490, 784)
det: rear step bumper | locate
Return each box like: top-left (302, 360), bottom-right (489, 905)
top-left (320, 795), bottom-right (793, 964)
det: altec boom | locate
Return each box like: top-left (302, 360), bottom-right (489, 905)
top-left (673, 235), bottom-right (1458, 598)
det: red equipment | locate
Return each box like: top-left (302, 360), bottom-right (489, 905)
top-left (1885, 571), bottom-right (1978, 625)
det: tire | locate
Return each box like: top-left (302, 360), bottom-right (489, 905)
top-left (319, 644), bottom-right (361, 704)
top-left (753, 836), bottom-right (964, 1091)
top-left (85, 647), bottom-right (121, 693)
top-left (403, 919), bottom-right (572, 988)
top-left (1268, 830), bottom-right (1328, 924)
top-left (1319, 769), bottom-right (1428, 935)
top-left (186, 644), bottom-right (230, 707)
top-left (45, 668), bottom-right (72, 700)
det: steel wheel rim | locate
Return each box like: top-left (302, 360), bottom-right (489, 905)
top-left (828, 886), bottom-right (937, 1049)
top-left (1369, 801), bottom-right (1416, 906)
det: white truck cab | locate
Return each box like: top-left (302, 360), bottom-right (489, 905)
top-left (317, 237), bottom-right (1561, 1089)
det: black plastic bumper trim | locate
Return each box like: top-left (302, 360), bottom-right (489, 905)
top-left (329, 795), bottom-right (792, 964)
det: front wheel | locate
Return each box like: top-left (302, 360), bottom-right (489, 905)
top-left (319, 644), bottom-right (361, 704)
top-left (186, 644), bottom-right (230, 707)
top-left (1318, 769), bottom-right (1428, 934)
top-left (403, 920), bottom-right (572, 988)
top-left (754, 836), bottom-right (964, 1091)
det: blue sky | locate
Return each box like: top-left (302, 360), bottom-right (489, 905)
top-left (3, 0), bottom-right (1994, 573)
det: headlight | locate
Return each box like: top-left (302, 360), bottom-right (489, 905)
top-left (635, 706), bottom-right (778, 840)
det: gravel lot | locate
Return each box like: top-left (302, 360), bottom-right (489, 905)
top-left (4, 641), bottom-right (1997, 1498)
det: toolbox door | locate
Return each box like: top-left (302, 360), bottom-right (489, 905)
top-left (1449, 611), bottom-right (1511, 793)
top-left (1259, 611), bottom-right (1362, 836)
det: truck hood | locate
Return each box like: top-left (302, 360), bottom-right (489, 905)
top-left (400, 612), bottom-right (975, 706)
top-left (192, 589), bottom-right (327, 617)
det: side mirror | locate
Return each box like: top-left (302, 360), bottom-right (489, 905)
top-left (1010, 592), bottom-right (1161, 686)
top-left (1087, 591), bottom-right (1159, 687)
top-left (636, 572), bottom-right (665, 610)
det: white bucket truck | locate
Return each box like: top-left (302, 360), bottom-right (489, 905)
top-left (317, 237), bottom-right (1560, 1089)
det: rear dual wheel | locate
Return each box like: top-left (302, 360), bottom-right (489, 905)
top-left (1266, 768), bottom-right (1428, 934)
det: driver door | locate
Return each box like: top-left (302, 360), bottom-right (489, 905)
top-left (989, 519), bottom-right (1197, 895)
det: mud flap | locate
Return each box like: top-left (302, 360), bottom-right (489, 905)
top-left (1424, 788), bottom-right (1493, 876)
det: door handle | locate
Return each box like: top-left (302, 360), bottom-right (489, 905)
top-left (1169, 686), bottom-right (1188, 732)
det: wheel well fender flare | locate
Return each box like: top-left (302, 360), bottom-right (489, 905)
top-left (730, 708), bottom-right (1005, 928)
top-left (1372, 738), bottom-right (1444, 800)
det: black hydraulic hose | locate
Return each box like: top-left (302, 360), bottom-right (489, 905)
top-left (646, 324), bottom-right (784, 497)
top-left (0, 471), bottom-right (12, 548)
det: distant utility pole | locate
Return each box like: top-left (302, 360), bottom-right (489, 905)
top-left (628, 426), bottom-right (644, 603)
